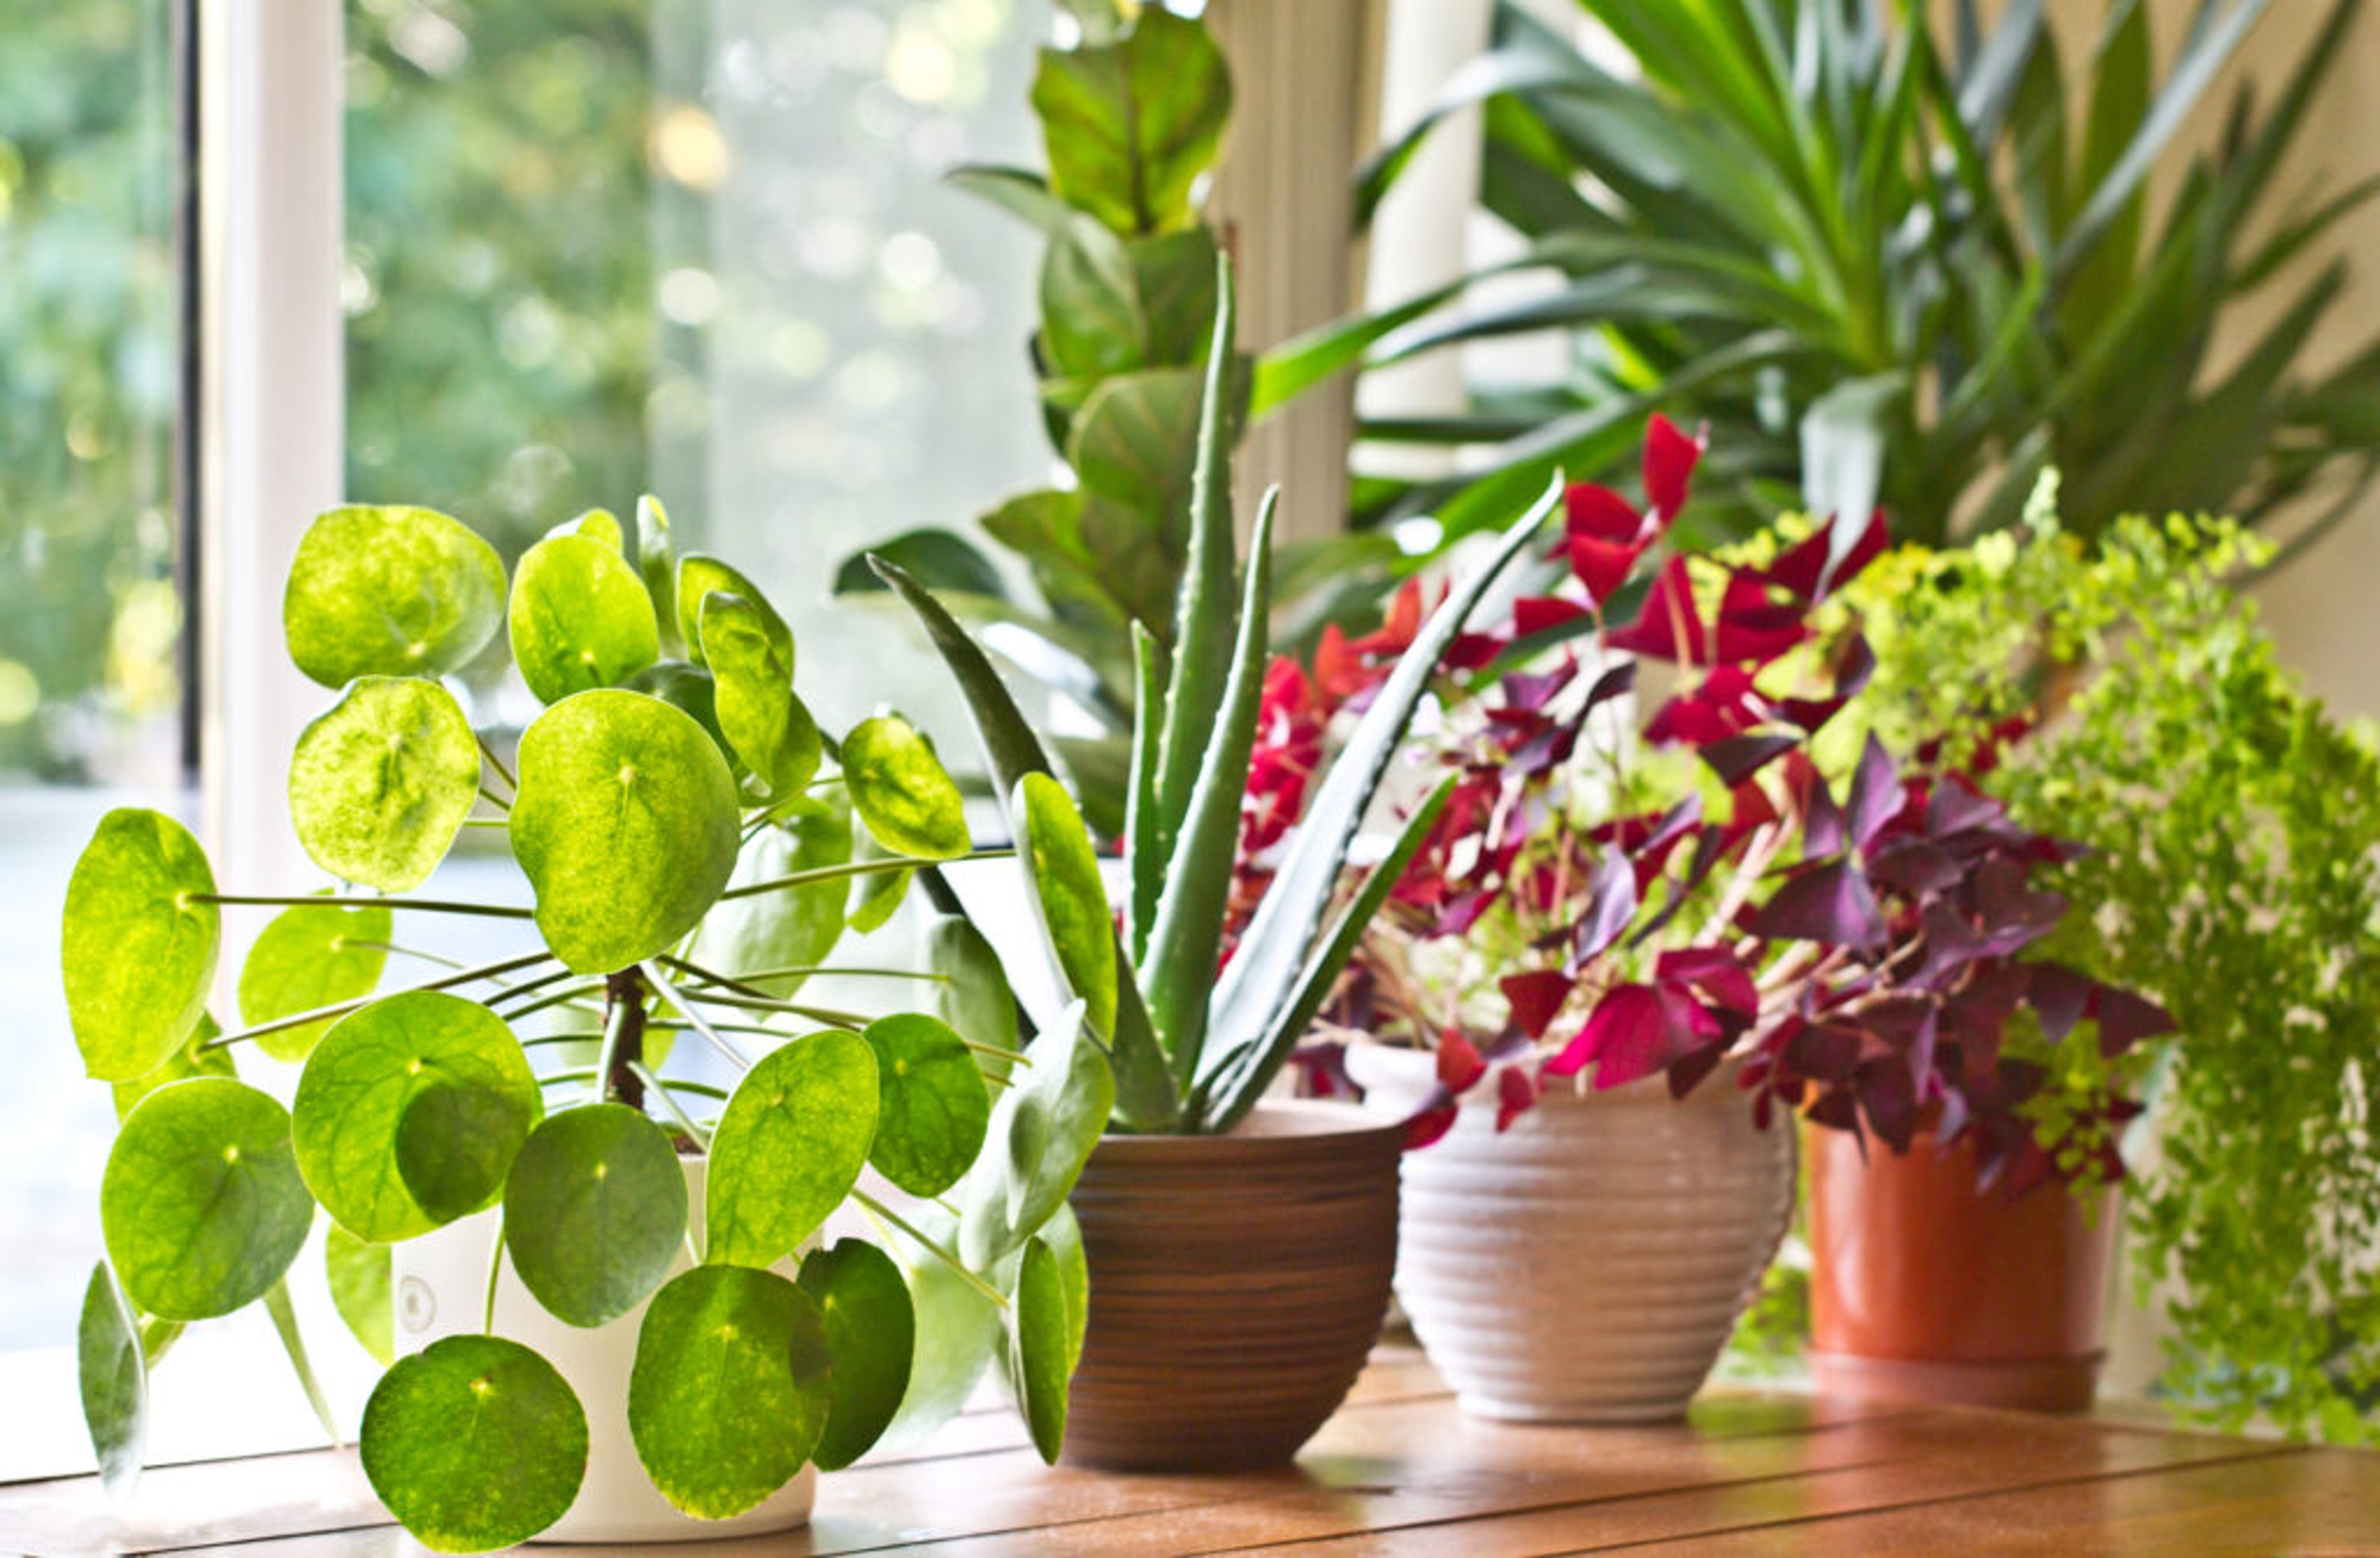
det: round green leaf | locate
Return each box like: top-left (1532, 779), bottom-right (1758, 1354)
top-left (550, 506), bottom-right (623, 551)
top-left (689, 792), bottom-right (853, 999)
top-left (78, 1263), bottom-right (146, 1499)
top-left (326, 1223), bottom-right (393, 1366)
top-left (1005, 1235), bottom-right (1072, 1464)
top-left (958, 1003), bottom-right (1114, 1270)
top-left (508, 533), bottom-right (662, 705)
top-left (361, 1334), bottom-right (586, 1552)
top-left (628, 1265), bottom-right (831, 1519)
top-left (283, 505), bottom-right (506, 689)
top-left (797, 1238), bottom-right (915, 1471)
top-left (706, 1032), bottom-right (878, 1268)
top-left (700, 591), bottom-right (821, 800)
top-left (847, 830), bottom-right (914, 935)
top-left (112, 1013), bottom-right (234, 1121)
top-left (1041, 1200), bottom-right (1090, 1371)
top-left (620, 658), bottom-right (726, 755)
top-left (101, 1078), bottom-right (314, 1321)
top-left (861, 1014), bottom-right (990, 1199)
top-left (675, 554), bottom-right (790, 673)
top-left (239, 900), bottom-right (393, 1064)
top-left (504, 1104), bottom-right (688, 1328)
top-left (509, 689), bottom-right (741, 974)
top-left (64, 808), bottom-right (219, 1082)
top-left (293, 991), bottom-right (540, 1242)
top-left (844, 715), bottom-right (970, 861)
top-left (288, 677), bottom-right (482, 892)
top-left (879, 1208), bottom-right (1003, 1449)
top-left (1016, 773), bottom-right (1117, 1038)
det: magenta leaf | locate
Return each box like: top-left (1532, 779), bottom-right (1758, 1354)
top-left (1743, 859), bottom-right (1885, 950)
top-left (1856, 1056), bottom-right (1916, 1153)
top-left (1513, 596), bottom-right (1588, 635)
top-left (1564, 481), bottom-right (1644, 542)
top-left (1642, 414), bottom-right (1704, 523)
top-left (1699, 731), bottom-right (1800, 785)
top-left (1499, 969), bottom-right (1574, 1040)
top-left (2088, 986), bottom-right (2175, 1058)
top-left (1666, 1039), bottom-right (1726, 1099)
top-left (1843, 734), bottom-right (1903, 851)
top-left (1656, 946), bottom-right (1758, 1016)
top-left (1547, 983), bottom-right (1663, 1081)
top-left (2027, 963), bottom-right (2091, 1043)
top-left (1436, 1030), bottom-right (1486, 1093)
top-left (1783, 1022), bottom-right (1861, 1084)
top-left (1802, 777), bottom-right (1845, 858)
top-left (1582, 659), bottom-right (1636, 714)
top-left (1495, 1065), bottom-right (1537, 1131)
top-left (1605, 557), bottom-right (1706, 663)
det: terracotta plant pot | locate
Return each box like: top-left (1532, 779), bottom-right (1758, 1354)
top-left (1349, 1046), bottom-right (1795, 1422)
top-left (1062, 1100), bottom-right (1403, 1471)
top-left (1805, 1124), bottom-right (2118, 1412)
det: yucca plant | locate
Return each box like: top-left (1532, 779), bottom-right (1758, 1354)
top-left (873, 261), bottom-right (1559, 1133)
top-left (1268, 0), bottom-right (2380, 572)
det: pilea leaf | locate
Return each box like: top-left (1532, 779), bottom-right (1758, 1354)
top-left (690, 791), bottom-right (853, 998)
top-left (878, 1208), bottom-right (1003, 1448)
top-left (288, 676), bottom-right (482, 892)
top-left (676, 554), bottom-right (790, 673)
top-left (705, 1032), bottom-right (878, 1268)
top-left (797, 1238), bottom-right (915, 1471)
top-left (112, 1013), bottom-right (233, 1121)
top-left (958, 1003), bottom-right (1113, 1269)
top-left (503, 1104), bottom-right (687, 1329)
top-left (509, 689), bottom-right (740, 974)
top-left (293, 991), bottom-right (540, 1243)
top-left (861, 1013), bottom-right (990, 1200)
top-left (1005, 1235), bottom-right (1071, 1464)
top-left (636, 495), bottom-right (679, 653)
top-left (508, 533), bottom-right (663, 704)
top-left (77, 1263), bottom-right (146, 1499)
top-left (361, 1334), bottom-right (586, 1552)
top-left (1016, 774), bottom-right (1117, 1038)
top-left (325, 1222), bottom-right (393, 1366)
top-left (619, 658), bottom-right (727, 755)
top-left (238, 900), bottom-right (392, 1064)
top-left (101, 1078), bottom-right (314, 1321)
top-left (1041, 1201), bottom-right (1089, 1371)
top-left (283, 505), bottom-right (506, 689)
top-left (554, 506), bottom-right (624, 551)
top-left (846, 829), bottom-right (914, 935)
top-left (926, 913), bottom-right (1021, 1084)
top-left (63, 808), bottom-right (219, 1082)
top-left (628, 1265), bottom-right (831, 1519)
top-left (701, 591), bottom-right (821, 800)
top-left (844, 714), bottom-right (971, 861)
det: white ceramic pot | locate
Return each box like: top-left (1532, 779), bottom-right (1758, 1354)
top-left (391, 1156), bottom-right (814, 1544)
top-left (1349, 1044), bottom-right (1795, 1423)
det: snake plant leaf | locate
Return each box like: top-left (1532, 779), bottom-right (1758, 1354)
top-left (325, 1223), bottom-right (392, 1366)
top-left (796, 1238), bottom-right (915, 1471)
top-left (1004, 1237), bottom-right (1072, 1464)
top-left (676, 554), bottom-right (791, 674)
top-left (926, 913), bottom-right (1021, 1084)
top-left (1015, 774), bottom-right (1116, 1039)
top-left (706, 1031), bottom-right (879, 1268)
top-left (860, 1013), bottom-right (991, 1200)
top-left (958, 1001), bottom-right (1111, 1269)
top-left (102, 1078), bottom-right (313, 1321)
top-left (112, 1014), bottom-right (234, 1120)
top-left (552, 506), bottom-right (624, 551)
top-left (1029, 8), bottom-right (1229, 237)
top-left (510, 689), bottom-right (741, 974)
top-left (77, 1263), bottom-right (146, 1500)
top-left (1121, 622), bottom-right (1163, 959)
top-left (635, 495), bottom-right (680, 655)
top-left (844, 714), bottom-right (971, 861)
top-left (628, 1265), bottom-right (831, 1518)
top-left (504, 1104), bottom-right (687, 1329)
top-left (701, 591), bottom-right (821, 800)
top-left (876, 1208), bottom-right (1003, 1450)
top-left (619, 658), bottom-right (726, 755)
top-left (282, 505), bottom-right (506, 689)
top-left (288, 676), bottom-right (482, 893)
top-left (1205, 480), bottom-right (1561, 1109)
top-left (238, 900), bottom-right (392, 1064)
top-left (361, 1334), bottom-right (586, 1552)
top-left (293, 991), bottom-right (540, 1242)
top-left (508, 533), bottom-right (662, 705)
top-left (867, 556), bottom-right (1059, 802)
top-left (1141, 488), bottom-right (1274, 1079)
top-left (690, 792), bottom-right (853, 997)
top-left (63, 808), bottom-right (219, 1082)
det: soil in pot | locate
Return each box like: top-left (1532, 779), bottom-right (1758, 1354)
top-left (1805, 1124), bottom-right (2118, 1412)
top-left (1062, 1100), bottom-right (1403, 1471)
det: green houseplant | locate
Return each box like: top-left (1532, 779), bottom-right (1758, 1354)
top-left (837, 2), bottom-right (1240, 836)
top-left (63, 497), bottom-right (1101, 1550)
top-left (1271, 0), bottom-right (2380, 582)
top-left (871, 260), bottom-right (1563, 1467)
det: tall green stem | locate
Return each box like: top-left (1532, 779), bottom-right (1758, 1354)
top-left (204, 949), bottom-right (553, 1050)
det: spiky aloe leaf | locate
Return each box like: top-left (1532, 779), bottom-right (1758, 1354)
top-left (1140, 489), bottom-right (1275, 1085)
top-left (868, 556), bottom-right (1057, 802)
top-left (1122, 621), bottom-right (1164, 961)
top-left (1200, 476), bottom-right (1562, 1100)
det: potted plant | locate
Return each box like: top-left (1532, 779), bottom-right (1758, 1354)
top-left (1833, 491), bottom-right (2380, 1436)
top-left (1258, 421), bottom-right (2166, 1421)
top-left (868, 260), bottom-right (1561, 1469)
top-left (61, 497), bottom-right (1099, 1550)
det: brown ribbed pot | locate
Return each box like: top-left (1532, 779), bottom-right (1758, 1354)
top-left (1061, 1100), bottom-right (1403, 1471)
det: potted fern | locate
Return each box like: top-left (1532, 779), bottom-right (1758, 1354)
top-left (871, 260), bottom-right (1559, 1469)
top-left (63, 497), bottom-right (1096, 1549)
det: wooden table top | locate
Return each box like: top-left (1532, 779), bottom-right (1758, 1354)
top-left (6, 1343), bottom-right (2377, 1556)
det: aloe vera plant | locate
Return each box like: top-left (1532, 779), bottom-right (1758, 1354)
top-left (61, 498), bottom-right (1098, 1551)
top-left (875, 260), bottom-right (1560, 1133)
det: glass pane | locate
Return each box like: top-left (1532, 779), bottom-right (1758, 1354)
top-left (0, 2), bottom-right (185, 1352)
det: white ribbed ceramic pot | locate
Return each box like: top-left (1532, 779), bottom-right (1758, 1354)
top-left (1348, 1044), bottom-right (1794, 1423)
top-left (390, 1156), bottom-right (814, 1544)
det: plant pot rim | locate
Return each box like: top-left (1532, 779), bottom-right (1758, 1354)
top-left (1095, 1098), bottom-right (1402, 1157)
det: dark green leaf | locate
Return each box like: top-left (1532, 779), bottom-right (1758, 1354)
top-left (505, 1104), bottom-right (689, 1329)
top-left (925, 913), bottom-right (1021, 1084)
top-left (239, 900), bottom-right (392, 1064)
top-left (288, 676), bottom-right (482, 893)
top-left (1030, 9), bottom-right (1230, 236)
top-left (282, 505), bottom-right (506, 689)
top-left (1004, 1235), bottom-right (1072, 1464)
top-left (628, 1265), bottom-right (830, 1518)
top-left (831, 526), bottom-right (1010, 601)
top-left (64, 808), bottom-right (218, 1082)
top-left (361, 1334), bottom-right (585, 1552)
top-left (861, 1013), bottom-right (991, 1199)
top-left (946, 162), bottom-right (1078, 236)
top-left (797, 1239), bottom-right (914, 1471)
top-left (619, 658), bottom-right (726, 755)
top-left (102, 1078), bottom-right (314, 1320)
top-left (706, 1031), bottom-right (878, 1267)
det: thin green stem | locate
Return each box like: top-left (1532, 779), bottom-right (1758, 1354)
top-left (461, 817), bottom-right (509, 829)
top-left (714, 850), bottom-right (1014, 903)
top-left (477, 733), bottom-right (518, 792)
top-left (679, 962), bottom-right (951, 989)
top-left (539, 1069), bottom-right (600, 1087)
top-left (191, 893), bottom-right (536, 921)
top-left (204, 950), bottom-right (553, 1050)
top-left (674, 987), bottom-right (871, 1030)
top-left (477, 787), bottom-right (511, 812)
top-left (502, 982), bottom-right (611, 1022)
top-left (640, 962), bottom-right (753, 1072)
top-left (485, 965), bottom-right (585, 1007)
top-left (648, 1018), bottom-right (793, 1039)
top-left (632, 1062), bottom-right (712, 1144)
top-left (346, 940), bottom-right (465, 970)
top-left (855, 1190), bottom-right (1005, 1308)
top-left (482, 1216), bottom-right (506, 1334)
